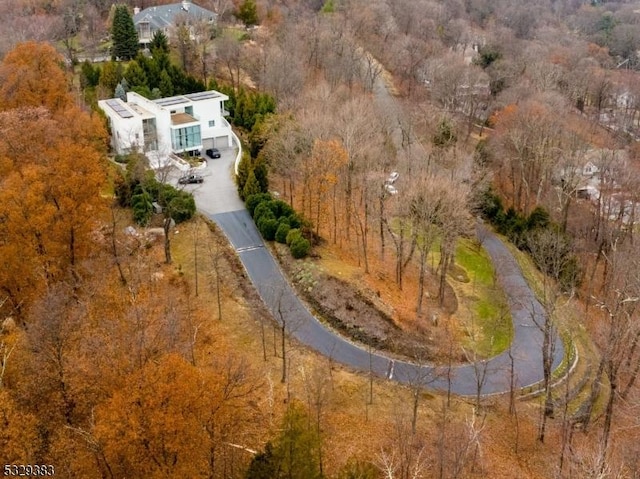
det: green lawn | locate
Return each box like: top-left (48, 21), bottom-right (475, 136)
top-left (387, 218), bottom-right (513, 357)
top-left (455, 239), bottom-right (513, 357)
top-left (455, 239), bottom-right (494, 286)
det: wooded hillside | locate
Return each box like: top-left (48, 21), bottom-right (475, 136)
top-left (2, 0), bottom-right (640, 477)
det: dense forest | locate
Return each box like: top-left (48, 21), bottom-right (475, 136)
top-left (2, 0), bottom-right (640, 478)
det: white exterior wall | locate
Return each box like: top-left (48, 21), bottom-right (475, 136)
top-left (98, 99), bottom-right (144, 155)
top-left (100, 90), bottom-right (232, 156)
top-left (125, 92), bottom-right (172, 154)
top-left (192, 98), bottom-right (232, 148)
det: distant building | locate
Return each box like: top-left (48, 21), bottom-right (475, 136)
top-left (98, 90), bottom-right (232, 156)
top-left (133, 1), bottom-right (217, 47)
top-left (582, 161), bottom-right (600, 177)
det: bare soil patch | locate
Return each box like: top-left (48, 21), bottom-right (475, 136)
top-left (273, 241), bottom-right (467, 362)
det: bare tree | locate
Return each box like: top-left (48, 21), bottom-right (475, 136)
top-left (382, 197), bottom-right (415, 290)
top-left (376, 408), bottom-right (431, 479)
top-left (215, 33), bottom-right (242, 91)
top-left (300, 364), bottom-right (331, 476)
top-left (207, 239), bottom-right (224, 321)
top-left (525, 228), bottom-right (577, 442)
top-left (408, 174), bottom-right (471, 310)
top-left (406, 357), bottom-right (444, 435)
top-left (584, 243), bottom-right (640, 474)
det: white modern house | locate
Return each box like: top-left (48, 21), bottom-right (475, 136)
top-left (133, 1), bottom-right (217, 48)
top-left (98, 90), bottom-right (233, 156)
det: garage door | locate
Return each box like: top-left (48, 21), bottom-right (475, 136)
top-left (214, 135), bottom-right (230, 148)
top-left (202, 138), bottom-right (214, 150)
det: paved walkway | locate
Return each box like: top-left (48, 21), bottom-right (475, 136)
top-left (189, 149), bottom-right (564, 396)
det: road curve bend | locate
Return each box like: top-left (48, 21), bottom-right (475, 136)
top-left (190, 148), bottom-right (564, 396)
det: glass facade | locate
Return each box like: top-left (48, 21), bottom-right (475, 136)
top-left (142, 118), bottom-right (158, 151)
top-left (171, 125), bottom-right (202, 152)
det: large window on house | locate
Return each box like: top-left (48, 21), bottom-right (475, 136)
top-left (143, 118), bottom-right (158, 151)
top-left (171, 125), bottom-right (201, 151)
top-left (138, 22), bottom-right (151, 40)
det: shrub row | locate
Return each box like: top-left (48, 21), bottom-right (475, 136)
top-left (247, 193), bottom-right (311, 259)
top-left (480, 189), bottom-right (581, 291)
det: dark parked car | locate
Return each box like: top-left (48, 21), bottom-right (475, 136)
top-left (178, 174), bottom-right (204, 184)
top-left (206, 148), bottom-right (221, 159)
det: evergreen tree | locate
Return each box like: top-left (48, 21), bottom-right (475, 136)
top-left (236, 0), bottom-right (259, 26)
top-left (242, 170), bottom-right (262, 200)
top-left (111, 4), bottom-right (139, 60)
top-left (99, 61), bottom-right (124, 93)
top-left (149, 30), bottom-right (169, 54)
top-left (158, 69), bottom-right (174, 97)
top-left (125, 61), bottom-right (148, 89)
top-left (236, 152), bottom-right (251, 195)
top-left (80, 60), bottom-right (100, 88)
top-left (246, 402), bottom-right (322, 479)
top-left (115, 82), bottom-right (126, 101)
top-left (252, 158), bottom-right (269, 193)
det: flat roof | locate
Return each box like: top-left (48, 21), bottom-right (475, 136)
top-left (155, 96), bottom-right (189, 107)
top-left (171, 112), bottom-right (198, 125)
top-left (129, 103), bottom-right (154, 118)
top-left (154, 90), bottom-right (224, 108)
top-left (184, 91), bottom-right (221, 101)
top-left (104, 98), bottom-right (134, 119)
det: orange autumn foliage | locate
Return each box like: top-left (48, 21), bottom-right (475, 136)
top-left (0, 42), bottom-right (72, 113)
top-left (0, 42), bottom-right (109, 319)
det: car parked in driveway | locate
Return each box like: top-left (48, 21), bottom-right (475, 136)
top-left (206, 148), bottom-right (221, 159)
top-left (178, 174), bottom-right (204, 184)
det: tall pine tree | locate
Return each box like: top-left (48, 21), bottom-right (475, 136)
top-left (111, 4), bottom-right (138, 60)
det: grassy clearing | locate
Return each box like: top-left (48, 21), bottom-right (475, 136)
top-left (454, 239), bottom-right (512, 358)
top-left (385, 219), bottom-right (513, 357)
top-left (455, 239), bottom-right (494, 286)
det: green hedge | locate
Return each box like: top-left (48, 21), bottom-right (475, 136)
top-left (275, 222), bottom-right (291, 244)
top-left (480, 189), bottom-right (580, 291)
top-left (290, 236), bottom-right (311, 259)
top-left (245, 194), bottom-right (310, 258)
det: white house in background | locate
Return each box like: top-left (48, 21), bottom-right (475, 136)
top-left (98, 90), bottom-right (232, 156)
top-left (582, 161), bottom-right (600, 177)
top-left (133, 1), bottom-right (217, 47)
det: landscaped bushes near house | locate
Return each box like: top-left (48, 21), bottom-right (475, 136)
top-left (208, 82), bottom-right (276, 132)
top-left (115, 153), bottom-right (196, 226)
top-left (246, 193), bottom-right (273, 216)
top-left (289, 235), bottom-right (310, 259)
top-left (284, 228), bottom-right (310, 258)
top-left (285, 228), bottom-right (302, 246)
top-left (246, 194), bottom-right (311, 259)
top-left (275, 222), bottom-right (291, 244)
top-left (237, 152), bottom-right (269, 200)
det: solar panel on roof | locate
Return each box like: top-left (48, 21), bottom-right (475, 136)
top-left (155, 96), bottom-right (188, 107)
top-left (106, 99), bottom-right (134, 118)
top-left (185, 91), bottom-right (219, 101)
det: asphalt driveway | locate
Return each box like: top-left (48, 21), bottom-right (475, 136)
top-left (191, 146), bottom-right (564, 396)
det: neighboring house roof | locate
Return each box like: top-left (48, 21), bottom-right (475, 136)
top-left (133, 1), bottom-right (217, 31)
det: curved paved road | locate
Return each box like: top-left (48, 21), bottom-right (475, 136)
top-left (187, 149), bottom-right (563, 396)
